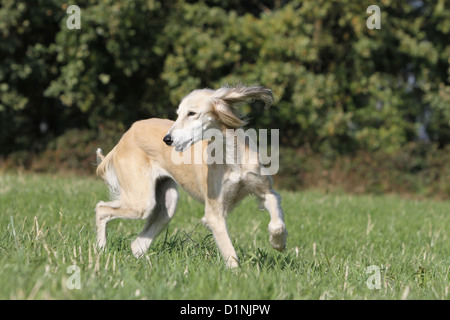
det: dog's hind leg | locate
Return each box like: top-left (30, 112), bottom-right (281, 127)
top-left (95, 164), bottom-right (158, 250)
top-left (131, 178), bottom-right (178, 258)
top-left (95, 197), bottom-right (156, 250)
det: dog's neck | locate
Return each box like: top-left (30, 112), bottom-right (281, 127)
top-left (204, 127), bottom-right (259, 171)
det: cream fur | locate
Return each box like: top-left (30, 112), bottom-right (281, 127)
top-left (95, 86), bottom-right (287, 268)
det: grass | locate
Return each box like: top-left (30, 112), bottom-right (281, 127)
top-left (0, 173), bottom-right (449, 300)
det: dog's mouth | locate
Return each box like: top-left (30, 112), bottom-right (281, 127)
top-left (174, 138), bottom-right (194, 152)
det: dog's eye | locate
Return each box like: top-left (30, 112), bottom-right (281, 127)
top-left (187, 111), bottom-right (197, 117)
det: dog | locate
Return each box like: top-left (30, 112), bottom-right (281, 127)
top-left (95, 85), bottom-right (287, 268)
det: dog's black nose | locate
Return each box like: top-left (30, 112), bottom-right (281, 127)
top-left (163, 134), bottom-right (173, 146)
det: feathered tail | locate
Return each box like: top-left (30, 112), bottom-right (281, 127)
top-left (96, 147), bottom-right (120, 201)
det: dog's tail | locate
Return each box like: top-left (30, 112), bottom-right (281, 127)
top-left (96, 147), bottom-right (121, 200)
top-left (96, 148), bottom-right (105, 165)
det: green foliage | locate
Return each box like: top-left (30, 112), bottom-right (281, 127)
top-left (1, 121), bottom-right (125, 173)
top-left (156, 0), bottom-right (450, 152)
top-left (276, 143), bottom-right (450, 199)
top-left (0, 0), bottom-right (63, 153)
top-left (44, 0), bottom-right (176, 127)
top-left (0, 0), bottom-right (449, 178)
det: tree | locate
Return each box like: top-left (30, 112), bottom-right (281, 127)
top-left (1, 0), bottom-right (449, 159)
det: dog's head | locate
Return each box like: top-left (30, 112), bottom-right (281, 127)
top-left (164, 85), bottom-right (273, 151)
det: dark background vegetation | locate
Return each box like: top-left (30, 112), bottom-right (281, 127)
top-left (0, 0), bottom-right (449, 198)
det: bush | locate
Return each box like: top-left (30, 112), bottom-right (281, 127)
top-left (1, 121), bottom-right (125, 174)
top-left (276, 142), bottom-right (450, 200)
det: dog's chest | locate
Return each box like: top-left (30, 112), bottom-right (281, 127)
top-left (221, 170), bottom-right (258, 205)
top-left (221, 173), bottom-right (244, 204)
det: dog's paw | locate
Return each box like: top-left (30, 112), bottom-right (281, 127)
top-left (131, 238), bottom-right (149, 258)
top-left (268, 222), bottom-right (288, 252)
top-left (96, 234), bottom-right (107, 250)
top-left (225, 256), bottom-right (240, 269)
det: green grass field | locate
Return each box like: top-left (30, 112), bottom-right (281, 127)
top-left (0, 173), bottom-right (448, 300)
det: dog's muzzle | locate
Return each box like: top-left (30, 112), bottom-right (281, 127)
top-left (163, 134), bottom-right (173, 146)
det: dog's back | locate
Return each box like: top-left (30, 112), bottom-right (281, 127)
top-left (96, 118), bottom-right (207, 203)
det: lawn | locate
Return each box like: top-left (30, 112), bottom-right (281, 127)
top-left (0, 173), bottom-right (448, 300)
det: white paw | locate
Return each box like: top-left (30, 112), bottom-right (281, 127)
top-left (268, 222), bottom-right (288, 252)
top-left (97, 236), bottom-right (107, 250)
top-left (131, 238), bottom-right (149, 258)
top-left (225, 257), bottom-right (240, 269)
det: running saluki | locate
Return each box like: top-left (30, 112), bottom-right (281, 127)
top-left (95, 85), bottom-right (287, 268)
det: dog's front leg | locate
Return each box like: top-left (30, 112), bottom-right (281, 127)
top-left (263, 190), bottom-right (288, 251)
top-left (202, 202), bottom-right (239, 268)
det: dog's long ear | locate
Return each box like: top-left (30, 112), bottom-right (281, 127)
top-left (213, 85), bottom-right (274, 109)
top-left (212, 85), bottom-right (274, 129)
